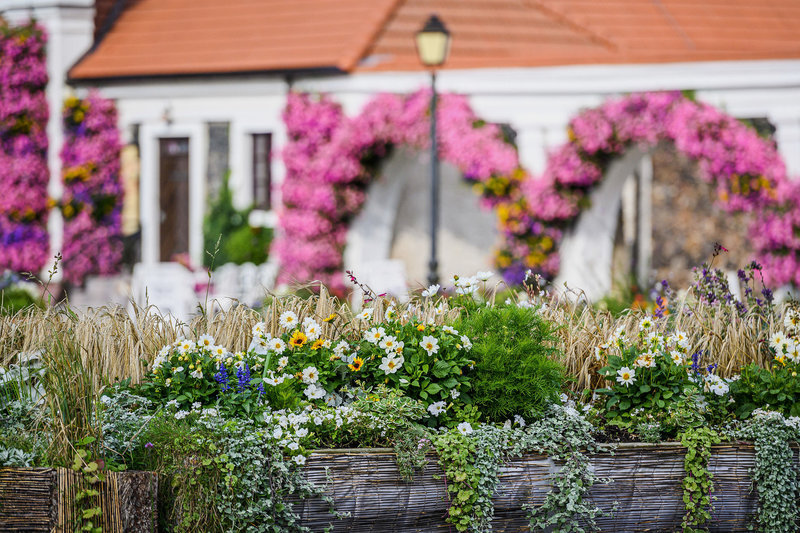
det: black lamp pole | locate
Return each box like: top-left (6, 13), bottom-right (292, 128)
top-left (428, 71), bottom-right (440, 286)
top-left (415, 14), bottom-right (450, 286)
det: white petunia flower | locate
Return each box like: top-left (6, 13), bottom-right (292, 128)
top-left (450, 389), bottom-right (460, 399)
top-left (427, 401), bottom-right (446, 416)
top-left (303, 383), bottom-right (326, 400)
top-left (272, 427), bottom-right (283, 439)
top-left (457, 422), bottom-right (473, 435)
top-left (191, 401), bottom-right (201, 410)
top-left (293, 455), bottom-right (306, 466)
top-left (174, 366), bottom-right (185, 374)
top-left (287, 441), bottom-right (299, 451)
top-left (295, 427), bottom-right (309, 438)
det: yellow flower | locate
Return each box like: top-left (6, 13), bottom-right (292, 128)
top-left (289, 330), bottom-right (307, 348)
top-left (323, 313), bottom-right (337, 323)
top-left (348, 357), bottom-right (364, 372)
top-left (416, 324), bottom-right (425, 332)
top-left (311, 339), bottom-right (324, 350)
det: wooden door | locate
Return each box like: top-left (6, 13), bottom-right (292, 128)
top-left (159, 138), bottom-right (190, 261)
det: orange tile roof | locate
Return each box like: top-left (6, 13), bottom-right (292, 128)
top-left (70, 0), bottom-right (800, 80)
top-left (70, 0), bottom-right (401, 80)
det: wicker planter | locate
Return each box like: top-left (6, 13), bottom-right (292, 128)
top-left (0, 467), bottom-right (157, 532)
top-left (293, 443), bottom-right (800, 532)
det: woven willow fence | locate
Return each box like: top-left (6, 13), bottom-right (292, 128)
top-left (293, 443), bottom-right (800, 532)
top-left (0, 468), bottom-right (157, 532)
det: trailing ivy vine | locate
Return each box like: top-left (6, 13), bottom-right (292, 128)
top-left (679, 426), bottom-right (720, 531)
top-left (736, 411), bottom-right (800, 533)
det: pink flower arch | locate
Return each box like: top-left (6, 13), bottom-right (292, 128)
top-left (276, 90), bottom-right (800, 291)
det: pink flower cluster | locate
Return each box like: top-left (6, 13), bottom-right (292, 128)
top-left (274, 90), bottom-right (519, 292)
top-left (0, 21), bottom-right (49, 273)
top-left (524, 91), bottom-right (798, 285)
top-left (59, 91), bottom-right (123, 286)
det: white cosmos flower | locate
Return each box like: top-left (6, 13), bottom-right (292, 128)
top-left (420, 336), bottom-right (439, 356)
top-left (358, 308), bottom-right (373, 321)
top-left (279, 311), bottom-right (298, 329)
top-left (476, 271), bottom-right (494, 281)
top-left (379, 355), bottom-right (404, 374)
top-left (616, 366), bottom-right (636, 386)
top-left (427, 401), bottom-right (446, 416)
top-left (421, 284), bottom-right (440, 298)
top-left (302, 366), bottom-right (319, 384)
top-left (178, 339), bottom-right (195, 353)
top-left (457, 422), bottom-right (473, 435)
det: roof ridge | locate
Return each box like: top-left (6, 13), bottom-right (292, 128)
top-left (339, 0), bottom-right (406, 72)
top-left (525, 0), bottom-right (617, 52)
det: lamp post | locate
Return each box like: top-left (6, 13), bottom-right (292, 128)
top-left (415, 14), bottom-right (451, 286)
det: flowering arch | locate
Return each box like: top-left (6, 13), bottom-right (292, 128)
top-left (520, 92), bottom-right (800, 287)
top-left (274, 90), bottom-right (522, 294)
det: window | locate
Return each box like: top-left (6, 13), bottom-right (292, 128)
top-left (252, 133), bottom-right (272, 210)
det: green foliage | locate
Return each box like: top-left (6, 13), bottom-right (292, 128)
top-left (0, 286), bottom-right (43, 314)
top-left (596, 325), bottom-right (699, 420)
top-left (71, 436), bottom-right (106, 533)
top-left (137, 413), bottom-right (330, 532)
top-left (730, 362), bottom-right (800, 419)
top-left (454, 305), bottom-right (565, 421)
top-left (203, 173), bottom-right (272, 269)
top-left (433, 430), bottom-right (484, 532)
top-left (735, 411), bottom-right (800, 533)
top-left (0, 397), bottom-right (42, 466)
top-left (680, 427), bottom-right (720, 531)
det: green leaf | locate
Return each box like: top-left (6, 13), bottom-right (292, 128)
top-left (432, 360), bottom-right (450, 379)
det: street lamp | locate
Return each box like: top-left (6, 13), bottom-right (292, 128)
top-left (415, 14), bottom-right (451, 286)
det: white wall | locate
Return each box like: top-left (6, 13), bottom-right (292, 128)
top-left (92, 58), bottom-right (800, 278)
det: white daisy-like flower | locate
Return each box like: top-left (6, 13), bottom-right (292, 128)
top-left (190, 368), bottom-right (203, 379)
top-left (379, 335), bottom-right (399, 353)
top-left (457, 422), bottom-right (473, 435)
top-left (784, 309), bottom-right (800, 334)
top-left (304, 319), bottom-right (321, 341)
top-left (278, 356), bottom-right (289, 368)
top-left (787, 342), bottom-right (800, 363)
top-left (333, 341), bottom-right (349, 357)
top-left (165, 399), bottom-right (179, 409)
top-left (269, 338), bottom-right (287, 354)
top-left (197, 334), bottom-right (214, 348)
top-left (442, 325), bottom-right (458, 335)
top-left (279, 311), bottom-right (298, 329)
top-left (421, 284), bottom-right (440, 298)
top-left (427, 401), bottom-right (446, 416)
top-left (634, 353), bottom-right (656, 368)
top-left (177, 339), bottom-right (195, 353)
top-left (165, 378), bottom-right (172, 387)
top-left (709, 381), bottom-right (729, 396)
top-left (302, 366), bottom-right (319, 384)
top-left (358, 308), bottom-right (373, 321)
top-left (378, 355), bottom-right (404, 375)
top-left (770, 331), bottom-right (787, 352)
top-left (616, 366), bottom-right (636, 386)
top-left (459, 335), bottom-right (472, 351)
top-left (365, 327), bottom-right (386, 344)
top-left (669, 350), bottom-right (685, 365)
top-left (638, 316), bottom-right (654, 331)
top-left (211, 345), bottom-right (227, 359)
top-left (252, 322), bottom-right (266, 336)
top-left (420, 335), bottom-right (439, 356)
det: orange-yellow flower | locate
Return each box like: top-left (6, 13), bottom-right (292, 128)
top-left (289, 330), bottom-right (307, 348)
top-left (311, 339), bottom-right (324, 350)
top-left (348, 357), bottom-right (364, 372)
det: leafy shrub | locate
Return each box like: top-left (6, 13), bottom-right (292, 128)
top-left (731, 363), bottom-right (800, 418)
top-left (203, 173), bottom-right (272, 268)
top-left (454, 305), bottom-right (564, 422)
